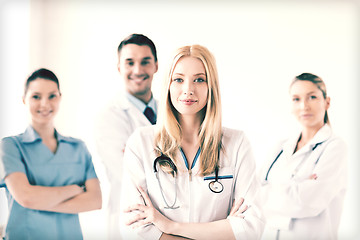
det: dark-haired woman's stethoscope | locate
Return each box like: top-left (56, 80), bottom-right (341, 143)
top-left (153, 154), bottom-right (224, 209)
top-left (264, 142), bottom-right (324, 183)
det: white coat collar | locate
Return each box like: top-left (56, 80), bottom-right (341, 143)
top-left (283, 124), bottom-right (332, 157)
top-left (113, 91), bottom-right (157, 126)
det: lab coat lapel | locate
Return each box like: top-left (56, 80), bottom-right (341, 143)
top-left (119, 94), bottom-right (152, 127)
top-left (308, 124), bottom-right (332, 148)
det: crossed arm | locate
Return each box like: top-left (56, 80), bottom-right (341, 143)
top-left (124, 187), bottom-right (248, 240)
top-left (5, 172), bottom-right (102, 213)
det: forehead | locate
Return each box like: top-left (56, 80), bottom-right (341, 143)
top-left (290, 80), bottom-right (321, 95)
top-left (119, 44), bottom-right (154, 61)
top-left (173, 56), bottom-right (205, 74)
top-left (27, 78), bottom-right (58, 93)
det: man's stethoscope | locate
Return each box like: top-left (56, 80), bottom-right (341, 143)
top-left (264, 141), bottom-right (324, 182)
top-left (153, 153), bottom-right (224, 209)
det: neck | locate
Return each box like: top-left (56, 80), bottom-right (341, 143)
top-left (133, 91), bottom-right (152, 104)
top-left (179, 115), bottom-right (201, 145)
top-left (300, 124), bottom-right (324, 143)
top-left (31, 122), bottom-right (55, 140)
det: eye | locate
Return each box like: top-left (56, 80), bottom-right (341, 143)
top-left (32, 95), bottom-right (40, 100)
top-left (194, 78), bottom-right (206, 83)
top-left (126, 61), bottom-right (134, 66)
top-left (141, 60), bottom-right (150, 66)
top-left (49, 94), bottom-right (57, 100)
top-left (173, 78), bottom-right (183, 83)
top-left (310, 95), bottom-right (317, 100)
top-left (292, 97), bottom-right (300, 102)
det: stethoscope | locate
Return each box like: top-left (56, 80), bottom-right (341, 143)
top-left (264, 142), bottom-right (324, 182)
top-left (153, 152), bottom-right (223, 209)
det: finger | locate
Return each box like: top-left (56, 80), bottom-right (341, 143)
top-left (125, 212), bottom-right (147, 226)
top-left (230, 197), bottom-right (245, 215)
top-left (238, 204), bottom-right (248, 214)
top-left (130, 218), bottom-right (152, 229)
top-left (138, 186), bottom-right (153, 207)
top-left (124, 203), bottom-right (146, 213)
top-left (234, 213), bottom-right (245, 218)
top-left (309, 173), bottom-right (318, 180)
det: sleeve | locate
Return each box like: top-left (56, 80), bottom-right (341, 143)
top-left (261, 137), bottom-right (347, 219)
top-left (0, 137), bottom-right (26, 182)
top-left (94, 104), bottom-right (133, 184)
top-left (81, 141), bottom-right (98, 181)
top-left (119, 131), bottom-right (162, 240)
top-left (227, 133), bottom-right (265, 240)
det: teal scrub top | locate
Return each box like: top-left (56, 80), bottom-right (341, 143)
top-left (0, 126), bottom-right (98, 240)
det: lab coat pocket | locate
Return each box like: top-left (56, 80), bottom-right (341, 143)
top-left (202, 167), bottom-right (234, 219)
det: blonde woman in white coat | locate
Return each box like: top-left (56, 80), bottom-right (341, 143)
top-left (259, 73), bottom-right (347, 240)
top-left (119, 45), bottom-right (265, 240)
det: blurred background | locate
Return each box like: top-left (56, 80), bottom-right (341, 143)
top-left (0, 0), bottom-right (359, 239)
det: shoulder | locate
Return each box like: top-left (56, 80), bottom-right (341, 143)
top-left (104, 93), bottom-right (130, 111)
top-left (96, 94), bottom-right (135, 125)
top-left (221, 127), bottom-right (255, 155)
top-left (1, 136), bottom-right (18, 147)
top-left (323, 131), bottom-right (347, 153)
top-left (129, 125), bottom-right (157, 142)
top-left (56, 132), bottom-right (86, 147)
top-left (222, 127), bottom-right (247, 144)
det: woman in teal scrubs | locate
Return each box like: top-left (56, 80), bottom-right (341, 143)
top-left (0, 68), bottom-right (102, 240)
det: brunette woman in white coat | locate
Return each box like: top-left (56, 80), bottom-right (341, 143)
top-left (119, 45), bottom-right (265, 239)
top-left (259, 73), bottom-right (347, 240)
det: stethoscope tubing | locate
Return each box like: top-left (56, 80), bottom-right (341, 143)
top-left (153, 153), bottom-right (224, 208)
top-left (264, 141), bottom-right (324, 182)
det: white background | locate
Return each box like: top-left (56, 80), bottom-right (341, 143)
top-left (0, 0), bottom-right (359, 239)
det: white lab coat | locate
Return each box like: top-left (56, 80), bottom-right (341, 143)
top-left (120, 126), bottom-right (265, 240)
top-left (95, 92), bottom-right (154, 239)
top-left (258, 124), bottom-right (347, 240)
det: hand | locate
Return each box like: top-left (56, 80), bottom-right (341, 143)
top-left (229, 198), bottom-right (248, 218)
top-left (309, 173), bottom-right (318, 180)
top-left (124, 187), bottom-right (173, 233)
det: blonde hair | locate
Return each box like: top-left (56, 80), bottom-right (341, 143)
top-left (155, 45), bottom-right (222, 176)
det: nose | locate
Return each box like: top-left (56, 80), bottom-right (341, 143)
top-left (183, 80), bottom-right (194, 95)
top-left (300, 99), bottom-right (309, 110)
top-left (40, 98), bottom-right (49, 108)
top-left (133, 63), bottom-right (144, 76)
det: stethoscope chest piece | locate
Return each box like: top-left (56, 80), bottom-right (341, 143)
top-left (209, 180), bottom-right (223, 193)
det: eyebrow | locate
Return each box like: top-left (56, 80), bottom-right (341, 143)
top-left (291, 91), bottom-right (319, 96)
top-left (125, 56), bottom-right (153, 61)
top-left (32, 91), bottom-right (58, 95)
top-left (173, 73), bottom-right (206, 76)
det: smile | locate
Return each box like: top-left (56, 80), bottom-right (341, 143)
top-left (300, 114), bottom-right (313, 118)
top-left (180, 99), bottom-right (197, 105)
top-left (130, 75), bottom-right (149, 83)
top-left (37, 110), bottom-right (53, 117)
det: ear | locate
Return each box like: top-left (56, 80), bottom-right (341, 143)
top-left (154, 61), bottom-right (159, 73)
top-left (22, 96), bottom-right (26, 105)
top-left (325, 96), bottom-right (330, 110)
top-left (117, 62), bottom-right (121, 74)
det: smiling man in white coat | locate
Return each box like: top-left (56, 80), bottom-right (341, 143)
top-left (95, 33), bottom-right (158, 240)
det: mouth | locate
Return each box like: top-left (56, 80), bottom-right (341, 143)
top-left (300, 114), bottom-right (313, 118)
top-left (37, 110), bottom-right (53, 117)
top-left (130, 75), bottom-right (149, 83)
top-left (180, 99), bottom-right (197, 105)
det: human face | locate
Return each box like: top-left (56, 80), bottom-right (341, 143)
top-left (118, 44), bottom-right (158, 102)
top-left (23, 78), bottom-right (61, 126)
top-left (170, 56), bottom-right (208, 118)
top-left (290, 80), bottom-right (330, 130)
